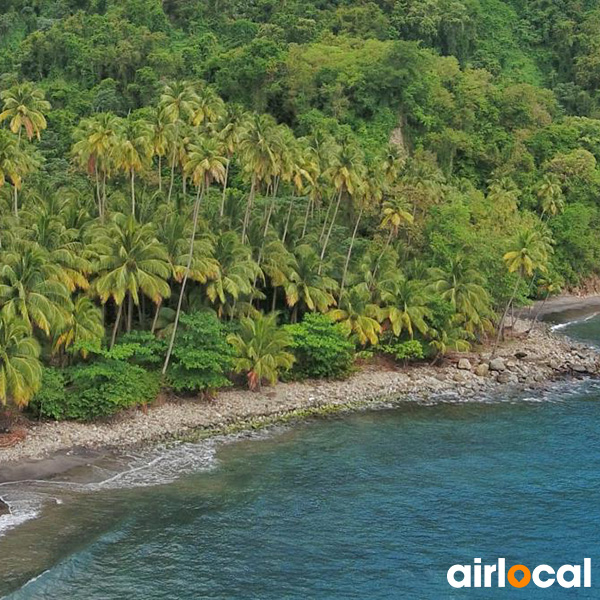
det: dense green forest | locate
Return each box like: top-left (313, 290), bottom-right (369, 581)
top-left (0, 0), bottom-right (598, 419)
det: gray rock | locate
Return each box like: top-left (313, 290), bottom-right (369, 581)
top-left (475, 364), bottom-right (490, 377)
top-left (515, 352), bottom-right (528, 360)
top-left (497, 372), bottom-right (518, 384)
top-left (457, 358), bottom-right (472, 371)
top-left (489, 358), bottom-right (506, 372)
top-left (0, 500), bottom-right (9, 517)
top-left (572, 364), bottom-right (588, 373)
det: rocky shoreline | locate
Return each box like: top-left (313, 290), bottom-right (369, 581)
top-left (0, 316), bottom-right (599, 471)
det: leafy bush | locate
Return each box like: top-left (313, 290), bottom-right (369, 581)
top-left (166, 312), bottom-right (234, 393)
top-left (66, 360), bottom-right (160, 420)
top-left (30, 361), bottom-right (160, 421)
top-left (114, 331), bottom-right (167, 368)
top-left (378, 340), bottom-right (425, 364)
top-left (29, 367), bottom-right (67, 420)
top-left (285, 314), bottom-right (354, 380)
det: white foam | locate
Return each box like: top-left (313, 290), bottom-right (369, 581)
top-left (551, 312), bottom-right (600, 331)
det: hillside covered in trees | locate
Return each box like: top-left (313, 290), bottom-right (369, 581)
top-left (0, 0), bottom-right (598, 418)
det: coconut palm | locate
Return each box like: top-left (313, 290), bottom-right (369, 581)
top-left (0, 82), bottom-right (51, 141)
top-left (149, 108), bottom-right (174, 192)
top-left (72, 113), bottom-right (120, 218)
top-left (191, 85), bottom-right (225, 128)
top-left (377, 194), bottom-right (413, 270)
top-left (429, 255), bottom-right (492, 334)
top-left (113, 116), bottom-right (153, 217)
top-left (53, 295), bottom-right (105, 360)
top-left (284, 245), bottom-right (337, 323)
top-left (0, 130), bottom-right (27, 217)
top-left (0, 245), bottom-right (73, 336)
top-left (380, 278), bottom-right (431, 339)
top-left (228, 313), bottom-right (294, 390)
top-left (238, 113), bottom-right (281, 242)
top-left (0, 313), bottom-right (42, 408)
top-left (162, 136), bottom-right (227, 373)
top-left (328, 284), bottom-right (383, 346)
top-left (206, 231), bottom-right (262, 318)
top-left (159, 81), bottom-right (200, 203)
top-left (319, 140), bottom-right (365, 271)
top-left (537, 174), bottom-right (564, 220)
top-left (93, 213), bottom-right (171, 345)
top-left (493, 228), bottom-right (551, 351)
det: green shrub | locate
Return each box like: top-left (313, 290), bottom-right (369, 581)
top-left (285, 314), bottom-right (354, 380)
top-left (30, 361), bottom-right (160, 421)
top-left (166, 311), bottom-right (234, 393)
top-left (113, 331), bottom-right (167, 369)
top-left (378, 339), bottom-right (425, 364)
top-left (66, 360), bottom-right (160, 420)
top-left (29, 367), bottom-right (67, 420)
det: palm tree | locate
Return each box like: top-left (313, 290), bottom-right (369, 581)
top-left (218, 104), bottom-right (248, 217)
top-left (380, 278), bottom-right (431, 339)
top-left (72, 113), bottom-right (120, 219)
top-left (227, 313), bottom-right (294, 391)
top-left (0, 313), bottom-right (42, 408)
top-left (149, 108), bottom-right (174, 192)
top-left (319, 140), bottom-right (365, 272)
top-left (0, 82), bottom-right (51, 141)
top-left (53, 295), bottom-right (105, 360)
top-left (162, 137), bottom-right (227, 373)
top-left (0, 244), bottom-right (73, 335)
top-left (159, 81), bottom-right (200, 203)
top-left (537, 174), bottom-right (564, 220)
top-left (429, 255), bottom-right (492, 335)
top-left (206, 231), bottom-right (262, 319)
top-left (328, 285), bottom-right (383, 346)
top-left (238, 114), bottom-right (281, 242)
top-left (376, 194), bottom-right (413, 271)
top-left (493, 228), bottom-right (551, 351)
top-left (284, 245), bottom-right (337, 323)
top-left (0, 130), bottom-right (27, 217)
top-left (191, 85), bottom-right (225, 128)
top-left (114, 116), bottom-right (153, 217)
top-left (526, 275), bottom-right (562, 336)
top-left (93, 213), bottom-right (171, 346)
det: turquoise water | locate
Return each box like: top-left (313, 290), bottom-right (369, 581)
top-left (1, 317), bottom-right (600, 599)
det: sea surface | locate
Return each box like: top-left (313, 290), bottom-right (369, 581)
top-left (1, 314), bottom-right (600, 599)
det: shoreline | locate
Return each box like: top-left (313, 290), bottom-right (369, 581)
top-left (1, 306), bottom-right (600, 482)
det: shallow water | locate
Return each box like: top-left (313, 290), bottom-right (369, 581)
top-left (1, 316), bottom-right (600, 599)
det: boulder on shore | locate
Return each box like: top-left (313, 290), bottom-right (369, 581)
top-left (475, 364), bottom-right (490, 377)
top-left (489, 358), bottom-right (506, 372)
top-left (457, 358), bottom-right (472, 371)
top-left (0, 499), bottom-right (10, 516)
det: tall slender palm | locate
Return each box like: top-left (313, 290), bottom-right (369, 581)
top-left (191, 85), bottom-right (225, 129)
top-left (0, 314), bottom-right (42, 408)
top-left (93, 213), bottom-right (170, 345)
top-left (114, 116), bottom-right (153, 217)
top-left (238, 114), bottom-right (281, 242)
top-left (537, 174), bottom-right (564, 220)
top-left (0, 245), bottom-right (73, 336)
top-left (72, 113), bottom-right (120, 218)
top-left (218, 104), bottom-right (248, 217)
top-left (0, 130), bottom-right (27, 217)
top-left (149, 108), bottom-right (174, 192)
top-left (162, 137), bottom-right (227, 374)
top-left (159, 81), bottom-right (200, 203)
top-left (319, 140), bottom-right (365, 272)
top-left (376, 195), bottom-right (413, 272)
top-left (0, 82), bottom-right (51, 141)
top-left (493, 228), bottom-right (551, 352)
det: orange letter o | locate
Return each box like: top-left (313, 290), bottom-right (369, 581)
top-left (508, 565), bottom-right (531, 588)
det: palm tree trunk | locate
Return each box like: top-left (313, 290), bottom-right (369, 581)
top-left (526, 291), bottom-right (550, 336)
top-left (13, 185), bottom-right (18, 218)
top-left (102, 171), bottom-right (107, 220)
top-left (319, 189), bottom-right (343, 274)
top-left (263, 178), bottom-right (280, 238)
top-left (163, 182), bottom-right (205, 375)
top-left (220, 158), bottom-right (230, 218)
top-left (167, 151), bottom-right (176, 204)
top-left (271, 288), bottom-right (277, 313)
top-left (319, 192), bottom-right (335, 244)
top-left (131, 169), bottom-right (136, 217)
top-left (127, 292), bottom-right (133, 333)
top-left (282, 192), bottom-right (295, 243)
top-left (373, 229), bottom-right (394, 281)
top-left (241, 177), bottom-right (256, 244)
top-left (339, 204), bottom-right (364, 302)
top-left (110, 302), bottom-right (123, 349)
top-left (158, 155), bottom-right (162, 192)
top-left (301, 196), bottom-right (312, 239)
top-left (492, 275), bottom-right (521, 357)
top-left (94, 162), bottom-right (102, 218)
top-left (151, 299), bottom-right (162, 334)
